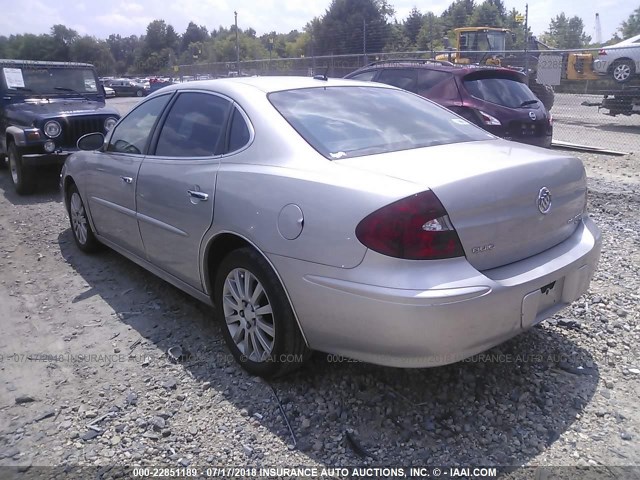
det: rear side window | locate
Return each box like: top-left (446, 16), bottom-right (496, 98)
top-left (155, 92), bottom-right (230, 157)
top-left (463, 76), bottom-right (537, 108)
top-left (417, 70), bottom-right (452, 92)
top-left (227, 107), bottom-right (251, 152)
top-left (269, 86), bottom-right (491, 159)
top-left (376, 69), bottom-right (417, 91)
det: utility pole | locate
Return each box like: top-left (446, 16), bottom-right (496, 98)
top-left (523, 3), bottom-right (529, 81)
top-left (363, 19), bottom-right (367, 65)
top-left (234, 11), bottom-right (240, 75)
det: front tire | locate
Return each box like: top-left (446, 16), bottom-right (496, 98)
top-left (214, 248), bottom-right (310, 377)
top-left (136, 89), bottom-right (144, 97)
top-left (611, 59), bottom-right (635, 84)
top-left (67, 183), bottom-right (101, 253)
top-left (8, 142), bottom-right (36, 195)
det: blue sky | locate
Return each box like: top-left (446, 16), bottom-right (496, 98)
top-left (0, 0), bottom-right (634, 42)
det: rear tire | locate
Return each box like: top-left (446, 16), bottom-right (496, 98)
top-left (214, 247), bottom-right (310, 378)
top-left (611, 59), bottom-right (635, 84)
top-left (8, 142), bottom-right (36, 195)
top-left (67, 183), bottom-right (101, 253)
top-left (136, 89), bottom-right (144, 97)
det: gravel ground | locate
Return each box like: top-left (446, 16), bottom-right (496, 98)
top-left (0, 149), bottom-right (638, 477)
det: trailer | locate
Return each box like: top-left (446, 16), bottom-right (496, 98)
top-left (582, 84), bottom-right (640, 116)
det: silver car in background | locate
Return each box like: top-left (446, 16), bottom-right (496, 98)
top-left (61, 77), bottom-right (601, 377)
top-left (593, 34), bottom-right (640, 83)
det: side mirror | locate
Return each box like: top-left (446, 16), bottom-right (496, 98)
top-left (77, 132), bottom-right (105, 151)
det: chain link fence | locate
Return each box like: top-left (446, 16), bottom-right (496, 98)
top-left (163, 46), bottom-right (640, 154)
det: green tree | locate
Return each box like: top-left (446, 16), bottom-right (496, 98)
top-left (620, 6), bottom-right (640, 38)
top-left (470, 1), bottom-right (503, 27)
top-left (385, 21), bottom-right (412, 52)
top-left (70, 37), bottom-right (115, 75)
top-left (50, 25), bottom-right (78, 61)
top-left (182, 21), bottom-right (208, 53)
top-left (313, 0), bottom-right (394, 55)
top-left (542, 13), bottom-right (591, 49)
top-left (441, 0), bottom-right (476, 30)
top-left (416, 12), bottom-right (444, 51)
top-left (404, 7), bottom-right (424, 45)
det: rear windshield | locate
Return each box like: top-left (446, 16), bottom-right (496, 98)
top-left (1, 66), bottom-right (99, 94)
top-left (463, 77), bottom-right (537, 108)
top-left (268, 86), bottom-right (492, 159)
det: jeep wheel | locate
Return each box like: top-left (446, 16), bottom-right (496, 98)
top-left (8, 142), bottom-right (36, 195)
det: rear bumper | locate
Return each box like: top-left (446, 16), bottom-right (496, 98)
top-left (269, 217), bottom-right (601, 367)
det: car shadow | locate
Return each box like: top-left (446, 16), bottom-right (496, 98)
top-left (57, 228), bottom-right (599, 467)
top-left (0, 167), bottom-right (62, 205)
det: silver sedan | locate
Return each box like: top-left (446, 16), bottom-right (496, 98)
top-left (61, 76), bottom-right (601, 377)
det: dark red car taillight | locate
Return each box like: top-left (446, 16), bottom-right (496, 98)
top-left (355, 190), bottom-right (465, 260)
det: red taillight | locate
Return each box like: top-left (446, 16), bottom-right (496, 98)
top-left (599, 49), bottom-right (607, 56)
top-left (355, 190), bottom-right (465, 260)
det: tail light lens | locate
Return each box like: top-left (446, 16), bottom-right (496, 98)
top-left (355, 190), bottom-right (465, 260)
top-left (478, 110), bottom-right (502, 126)
top-left (598, 49), bottom-right (607, 56)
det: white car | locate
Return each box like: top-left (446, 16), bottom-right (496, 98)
top-left (593, 34), bottom-right (640, 83)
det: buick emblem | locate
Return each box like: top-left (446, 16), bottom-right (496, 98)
top-left (537, 187), bottom-right (552, 214)
top-left (529, 111), bottom-right (537, 121)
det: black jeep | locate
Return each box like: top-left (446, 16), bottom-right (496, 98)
top-left (0, 59), bottom-right (120, 194)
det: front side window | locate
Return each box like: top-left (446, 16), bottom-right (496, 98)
top-left (155, 92), bottom-right (230, 157)
top-left (463, 75), bottom-right (537, 108)
top-left (269, 86), bottom-right (491, 160)
top-left (107, 94), bottom-right (171, 154)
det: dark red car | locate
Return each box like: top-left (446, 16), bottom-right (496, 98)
top-left (345, 60), bottom-right (553, 148)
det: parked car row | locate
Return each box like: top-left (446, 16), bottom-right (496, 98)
top-left (101, 78), bottom-right (150, 97)
top-left (61, 76), bottom-right (601, 377)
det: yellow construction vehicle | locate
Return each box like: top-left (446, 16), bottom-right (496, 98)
top-left (434, 27), bottom-right (600, 109)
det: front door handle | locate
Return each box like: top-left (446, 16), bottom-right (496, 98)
top-left (187, 190), bottom-right (209, 201)
top-left (120, 176), bottom-right (133, 184)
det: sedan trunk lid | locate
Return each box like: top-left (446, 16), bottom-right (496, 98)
top-left (336, 140), bottom-right (587, 271)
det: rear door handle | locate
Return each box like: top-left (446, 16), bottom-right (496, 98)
top-left (120, 176), bottom-right (133, 184)
top-left (187, 190), bottom-right (209, 201)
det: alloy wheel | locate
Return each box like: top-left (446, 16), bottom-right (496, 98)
top-left (613, 63), bottom-right (631, 82)
top-left (222, 268), bottom-right (275, 362)
top-left (70, 192), bottom-right (88, 245)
